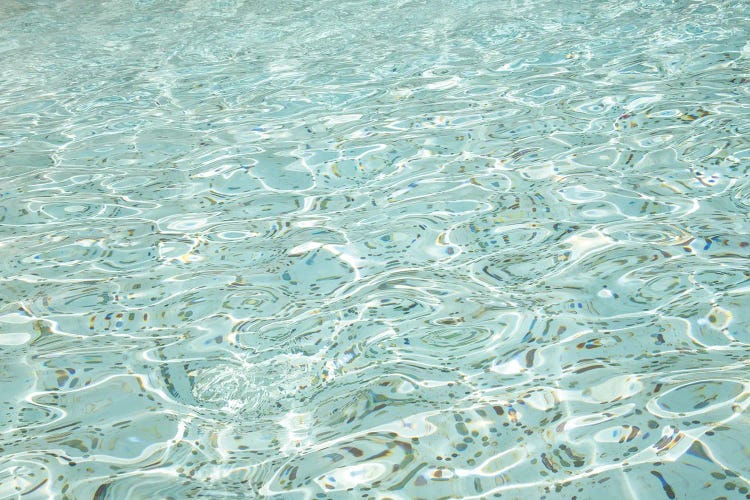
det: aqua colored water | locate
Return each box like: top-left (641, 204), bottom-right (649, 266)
top-left (1, 0), bottom-right (750, 498)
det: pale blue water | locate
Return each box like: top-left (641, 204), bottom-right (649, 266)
top-left (1, 0), bottom-right (750, 498)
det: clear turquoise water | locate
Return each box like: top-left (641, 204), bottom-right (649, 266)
top-left (1, 0), bottom-right (750, 498)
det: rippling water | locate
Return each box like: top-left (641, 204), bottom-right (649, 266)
top-left (2, 0), bottom-right (750, 498)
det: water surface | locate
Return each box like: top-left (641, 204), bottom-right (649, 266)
top-left (1, 0), bottom-right (750, 498)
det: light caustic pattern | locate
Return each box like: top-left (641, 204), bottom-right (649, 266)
top-left (1, 0), bottom-right (750, 498)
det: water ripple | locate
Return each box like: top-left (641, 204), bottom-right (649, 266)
top-left (1, 0), bottom-right (749, 498)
